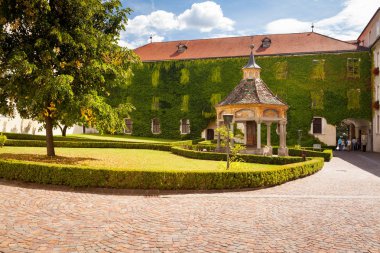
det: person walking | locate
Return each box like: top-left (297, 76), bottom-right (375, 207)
top-left (347, 139), bottom-right (351, 151)
top-left (338, 137), bottom-right (343, 151)
top-left (352, 138), bottom-right (357, 151)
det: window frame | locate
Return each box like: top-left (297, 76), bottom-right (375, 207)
top-left (123, 118), bottom-right (133, 134)
top-left (312, 117), bottom-right (322, 134)
top-left (347, 58), bottom-right (360, 79)
top-left (180, 119), bottom-right (190, 135)
top-left (151, 118), bottom-right (161, 134)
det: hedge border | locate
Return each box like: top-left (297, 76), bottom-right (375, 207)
top-left (171, 146), bottom-right (304, 165)
top-left (0, 157), bottom-right (324, 190)
top-left (5, 139), bottom-right (192, 151)
top-left (5, 139), bottom-right (172, 151)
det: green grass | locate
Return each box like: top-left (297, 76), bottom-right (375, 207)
top-left (0, 147), bottom-right (278, 172)
top-left (69, 134), bottom-right (178, 143)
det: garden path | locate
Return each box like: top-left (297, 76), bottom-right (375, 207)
top-left (0, 151), bottom-right (379, 252)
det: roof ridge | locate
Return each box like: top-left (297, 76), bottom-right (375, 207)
top-left (134, 31), bottom-right (331, 49)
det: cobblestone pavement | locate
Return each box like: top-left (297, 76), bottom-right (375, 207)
top-left (0, 152), bottom-right (379, 252)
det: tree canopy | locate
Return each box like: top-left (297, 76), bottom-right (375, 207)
top-left (0, 0), bottom-right (139, 156)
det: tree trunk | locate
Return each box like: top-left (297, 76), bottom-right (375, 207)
top-left (83, 125), bottom-right (86, 134)
top-left (62, 125), bottom-right (67, 137)
top-left (59, 125), bottom-right (68, 137)
top-left (45, 116), bottom-right (55, 157)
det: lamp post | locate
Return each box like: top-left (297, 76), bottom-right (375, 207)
top-left (297, 129), bottom-right (302, 146)
top-left (223, 114), bottom-right (234, 169)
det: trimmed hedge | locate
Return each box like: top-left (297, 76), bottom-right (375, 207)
top-left (4, 133), bottom-right (112, 142)
top-left (271, 146), bottom-right (333, 162)
top-left (288, 148), bottom-right (333, 162)
top-left (0, 157), bottom-right (324, 190)
top-left (5, 139), bottom-right (172, 151)
top-left (171, 146), bottom-right (303, 165)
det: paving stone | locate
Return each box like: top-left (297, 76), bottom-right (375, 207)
top-left (0, 152), bottom-right (379, 252)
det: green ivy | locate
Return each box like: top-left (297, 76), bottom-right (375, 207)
top-left (211, 66), bottom-right (222, 83)
top-left (181, 95), bottom-right (189, 112)
top-left (274, 61), bottom-right (288, 80)
top-left (311, 59), bottom-right (325, 80)
top-left (310, 90), bottom-right (324, 110)
top-left (112, 52), bottom-right (371, 145)
top-left (180, 68), bottom-right (190, 84)
top-left (152, 68), bottom-right (160, 87)
top-left (151, 96), bottom-right (159, 111)
top-left (347, 89), bottom-right (361, 110)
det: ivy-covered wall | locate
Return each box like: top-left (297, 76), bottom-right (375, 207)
top-left (110, 51), bottom-right (371, 145)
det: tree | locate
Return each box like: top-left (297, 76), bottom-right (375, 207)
top-left (0, 0), bottom-right (139, 156)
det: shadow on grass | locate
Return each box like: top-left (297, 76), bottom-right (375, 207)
top-left (0, 153), bottom-right (97, 165)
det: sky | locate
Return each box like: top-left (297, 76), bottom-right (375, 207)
top-left (119, 0), bottom-right (379, 49)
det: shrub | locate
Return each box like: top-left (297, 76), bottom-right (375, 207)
top-left (5, 139), bottom-right (172, 151)
top-left (171, 146), bottom-right (303, 165)
top-left (0, 157), bottom-right (324, 190)
top-left (272, 146), bottom-right (332, 162)
top-left (0, 133), bottom-right (7, 147)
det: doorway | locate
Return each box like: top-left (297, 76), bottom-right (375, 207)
top-left (246, 121), bottom-right (257, 147)
top-left (206, 129), bottom-right (214, 140)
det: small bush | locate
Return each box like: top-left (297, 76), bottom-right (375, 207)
top-left (0, 133), bottom-right (7, 147)
top-left (171, 146), bottom-right (303, 165)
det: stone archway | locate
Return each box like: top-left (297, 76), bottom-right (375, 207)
top-left (341, 118), bottom-right (372, 151)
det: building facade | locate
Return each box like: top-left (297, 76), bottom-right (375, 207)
top-left (358, 8), bottom-right (380, 152)
top-left (128, 32), bottom-right (372, 148)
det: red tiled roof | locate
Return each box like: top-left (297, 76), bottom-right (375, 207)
top-left (134, 32), bottom-right (366, 62)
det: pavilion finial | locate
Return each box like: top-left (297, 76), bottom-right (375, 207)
top-left (250, 44), bottom-right (255, 51)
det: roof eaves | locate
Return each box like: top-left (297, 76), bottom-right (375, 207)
top-left (140, 49), bottom-right (369, 63)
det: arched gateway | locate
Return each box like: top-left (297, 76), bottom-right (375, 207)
top-left (215, 45), bottom-right (289, 156)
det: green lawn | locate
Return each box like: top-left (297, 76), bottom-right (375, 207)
top-left (69, 134), bottom-right (178, 143)
top-left (0, 147), bottom-right (278, 172)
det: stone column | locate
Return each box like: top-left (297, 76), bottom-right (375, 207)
top-left (266, 122), bottom-right (271, 147)
top-left (257, 121), bottom-right (261, 149)
top-left (230, 122), bottom-right (235, 146)
top-left (216, 120), bottom-right (221, 151)
top-left (278, 121), bottom-right (288, 156)
top-left (244, 122), bottom-right (247, 145)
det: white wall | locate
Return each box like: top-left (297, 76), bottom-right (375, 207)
top-left (0, 112), bottom-right (97, 136)
top-left (309, 117), bottom-right (337, 146)
top-left (372, 40), bottom-right (380, 152)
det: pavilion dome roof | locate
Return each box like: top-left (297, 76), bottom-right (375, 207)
top-left (218, 78), bottom-right (287, 106)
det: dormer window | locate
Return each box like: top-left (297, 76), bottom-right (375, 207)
top-left (261, 37), bottom-right (271, 48)
top-left (177, 43), bottom-right (187, 53)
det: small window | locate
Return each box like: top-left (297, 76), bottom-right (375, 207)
top-left (347, 58), bottom-right (360, 79)
top-left (261, 37), bottom-right (271, 48)
top-left (152, 118), bottom-right (161, 134)
top-left (177, 43), bottom-right (187, 53)
top-left (124, 118), bottom-right (133, 134)
top-left (311, 59), bottom-right (325, 80)
top-left (180, 119), bottom-right (190, 134)
top-left (151, 96), bottom-right (160, 111)
top-left (312, 117), bottom-right (322, 134)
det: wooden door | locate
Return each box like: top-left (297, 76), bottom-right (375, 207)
top-left (206, 129), bottom-right (214, 140)
top-left (246, 121), bottom-right (256, 147)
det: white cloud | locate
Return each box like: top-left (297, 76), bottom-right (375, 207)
top-left (265, 0), bottom-right (379, 40)
top-left (119, 1), bottom-right (234, 48)
top-left (178, 1), bottom-right (234, 32)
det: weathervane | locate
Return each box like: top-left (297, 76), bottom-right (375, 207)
top-left (311, 23), bottom-right (314, 32)
top-left (149, 34), bottom-right (153, 43)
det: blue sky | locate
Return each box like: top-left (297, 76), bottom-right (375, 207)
top-left (119, 0), bottom-right (379, 48)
